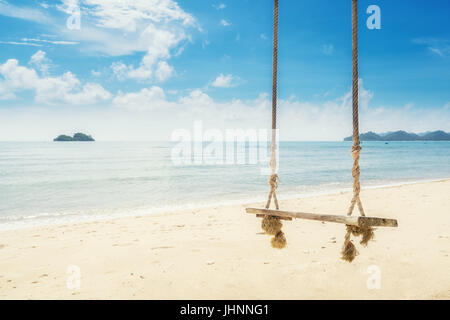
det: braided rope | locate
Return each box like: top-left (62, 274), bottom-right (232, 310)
top-left (342, 0), bottom-right (374, 262)
top-left (262, 0), bottom-right (285, 249)
top-left (348, 0), bottom-right (364, 218)
top-left (266, 0), bottom-right (279, 211)
top-left (272, 0), bottom-right (278, 132)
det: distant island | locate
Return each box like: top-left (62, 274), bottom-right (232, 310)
top-left (54, 133), bottom-right (95, 142)
top-left (344, 130), bottom-right (450, 141)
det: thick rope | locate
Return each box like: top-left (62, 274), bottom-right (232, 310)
top-left (349, 0), bottom-right (361, 218)
top-left (351, 0), bottom-right (360, 150)
top-left (266, 0), bottom-right (279, 211)
top-left (261, 0), bottom-right (285, 249)
top-left (272, 0), bottom-right (278, 132)
top-left (342, 0), bottom-right (374, 262)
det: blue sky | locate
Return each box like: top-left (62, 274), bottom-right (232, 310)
top-left (0, 0), bottom-right (449, 141)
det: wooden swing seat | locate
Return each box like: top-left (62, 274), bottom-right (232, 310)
top-left (246, 208), bottom-right (398, 228)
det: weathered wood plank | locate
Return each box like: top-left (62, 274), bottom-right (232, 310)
top-left (357, 216), bottom-right (398, 227)
top-left (246, 208), bottom-right (398, 228)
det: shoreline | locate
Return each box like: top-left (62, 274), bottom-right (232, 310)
top-left (1, 177), bottom-right (449, 232)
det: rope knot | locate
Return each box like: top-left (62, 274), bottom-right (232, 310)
top-left (268, 174), bottom-right (279, 191)
top-left (348, 142), bottom-right (364, 217)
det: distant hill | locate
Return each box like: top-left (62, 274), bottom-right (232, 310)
top-left (54, 133), bottom-right (95, 142)
top-left (383, 131), bottom-right (421, 141)
top-left (421, 130), bottom-right (450, 141)
top-left (344, 130), bottom-right (450, 141)
top-left (350, 131), bottom-right (381, 141)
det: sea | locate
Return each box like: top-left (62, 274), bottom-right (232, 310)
top-left (0, 141), bottom-right (449, 230)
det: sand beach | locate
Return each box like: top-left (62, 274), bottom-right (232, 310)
top-left (0, 180), bottom-right (448, 299)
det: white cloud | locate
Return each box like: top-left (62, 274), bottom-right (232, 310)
top-left (212, 74), bottom-right (236, 88)
top-left (105, 80), bottom-right (450, 141)
top-left (213, 3), bottom-right (226, 10)
top-left (155, 61), bottom-right (174, 82)
top-left (21, 38), bottom-right (79, 45)
top-left (0, 41), bottom-right (43, 47)
top-left (0, 0), bottom-right (52, 23)
top-left (113, 86), bottom-right (172, 111)
top-left (109, 23), bottom-right (184, 81)
top-left (429, 47), bottom-right (445, 57)
top-left (0, 57), bottom-right (111, 104)
top-left (220, 19), bottom-right (231, 27)
top-left (78, 0), bottom-right (195, 32)
top-left (110, 62), bottom-right (128, 80)
top-left (1, 81), bottom-right (449, 141)
top-left (0, 85), bottom-right (14, 100)
top-left (29, 50), bottom-right (50, 75)
top-left (1, 1), bottom-right (197, 83)
top-left (413, 38), bottom-right (450, 57)
top-left (54, 0), bottom-right (197, 82)
top-left (260, 34), bottom-right (267, 40)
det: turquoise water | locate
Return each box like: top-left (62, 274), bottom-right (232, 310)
top-left (0, 141), bottom-right (449, 229)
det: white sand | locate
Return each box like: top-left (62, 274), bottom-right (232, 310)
top-left (0, 180), bottom-right (449, 299)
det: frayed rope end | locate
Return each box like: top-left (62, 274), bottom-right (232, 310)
top-left (271, 231), bottom-right (287, 249)
top-left (341, 240), bottom-right (358, 262)
top-left (348, 225), bottom-right (375, 247)
top-left (261, 215), bottom-right (282, 235)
